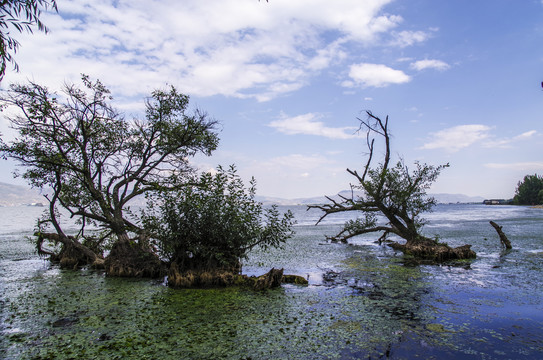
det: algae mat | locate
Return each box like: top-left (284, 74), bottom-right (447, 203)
top-left (2, 258), bottom-right (542, 359)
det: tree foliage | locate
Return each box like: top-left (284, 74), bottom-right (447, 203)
top-left (143, 165), bottom-right (295, 273)
top-left (0, 0), bottom-right (57, 80)
top-left (514, 174), bottom-right (543, 205)
top-left (0, 75), bottom-right (219, 265)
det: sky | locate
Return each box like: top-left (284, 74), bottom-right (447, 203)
top-left (1, 0), bottom-right (542, 199)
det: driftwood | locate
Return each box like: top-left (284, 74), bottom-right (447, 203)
top-left (489, 221), bottom-right (512, 250)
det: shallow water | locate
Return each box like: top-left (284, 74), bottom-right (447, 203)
top-left (1, 204), bottom-right (542, 359)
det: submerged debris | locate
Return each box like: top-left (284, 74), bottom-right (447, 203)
top-left (490, 221), bottom-right (512, 250)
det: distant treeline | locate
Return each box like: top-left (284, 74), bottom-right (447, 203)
top-left (513, 174), bottom-right (543, 205)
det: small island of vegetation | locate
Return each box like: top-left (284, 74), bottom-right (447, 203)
top-left (0, 76), bottom-right (297, 288)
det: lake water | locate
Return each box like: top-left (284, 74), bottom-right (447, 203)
top-left (1, 204), bottom-right (542, 359)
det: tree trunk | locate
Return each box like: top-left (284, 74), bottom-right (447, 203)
top-left (104, 234), bottom-right (165, 278)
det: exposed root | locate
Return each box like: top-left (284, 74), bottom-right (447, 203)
top-left (36, 232), bottom-right (104, 269)
top-left (167, 262), bottom-right (236, 288)
top-left (253, 268), bottom-right (284, 290)
top-left (389, 238), bottom-right (476, 262)
top-left (282, 274), bottom-right (309, 285)
top-left (167, 265), bottom-right (297, 290)
top-left (104, 240), bottom-right (165, 278)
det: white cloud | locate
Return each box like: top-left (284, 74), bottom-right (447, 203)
top-left (5, 0), bottom-right (418, 102)
top-left (513, 130), bottom-right (537, 140)
top-left (421, 125), bottom-right (491, 152)
top-left (269, 113), bottom-right (359, 139)
top-left (485, 162), bottom-right (543, 171)
top-left (391, 30), bottom-right (429, 47)
top-left (483, 130), bottom-right (538, 148)
top-left (344, 63), bottom-right (411, 88)
top-left (421, 125), bottom-right (538, 152)
top-left (410, 59), bottom-right (450, 71)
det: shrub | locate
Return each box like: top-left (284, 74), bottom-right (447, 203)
top-left (144, 165), bottom-right (295, 273)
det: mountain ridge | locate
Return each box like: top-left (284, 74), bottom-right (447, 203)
top-left (256, 191), bottom-right (485, 206)
top-left (0, 182), bottom-right (486, 207)
top-left (0, 182), bottom-right (46, 206)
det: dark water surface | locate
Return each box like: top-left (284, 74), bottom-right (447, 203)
top-left (1, 204), bottom-right (542, 359)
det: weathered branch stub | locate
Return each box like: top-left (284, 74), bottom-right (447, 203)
top-left (490, 221), bottom-right (512, 250)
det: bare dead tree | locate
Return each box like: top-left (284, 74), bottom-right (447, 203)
top-left (309, 111), bottom-right (476, 261)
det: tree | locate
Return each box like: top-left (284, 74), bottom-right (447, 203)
top-left (0, 0), bottom-right (57, 81)
top-left (513, 174), bottom-right (543, 205)
top-left (309, 111), bottom-right (476, 261)
top-left (143, 165), bottom-right (295, 287)
top-left (0, 75), bottom-right (219, 275)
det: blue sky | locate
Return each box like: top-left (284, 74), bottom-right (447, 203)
top-left (1, 0), bottom-right (542, 199)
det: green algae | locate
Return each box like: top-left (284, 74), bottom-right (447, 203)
top-left (2, 205), bottom-right (543, 359)
top-left (3, 242), bottom-right (543, 359)
top-left (0, 266), bottom-right (459, 359)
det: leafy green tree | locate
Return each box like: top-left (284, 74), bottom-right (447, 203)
top-left (514, 174), bottom-right (543, 205)
top-left (143, 165), bottom-right (295, 278)
top-left (310, 111), bottom-right (476, 261)
top-left (0, 75), bottom-right (219, 274)
top-left (0, 0), bottom-right (57, 80)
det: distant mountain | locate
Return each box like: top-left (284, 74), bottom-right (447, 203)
top-left (0, 182), bottom-right (46, 206)
top-left (0, 182), bottom-right (486, 207)
top-left (257, 191), bottom-right (485, 206)
top-left (430, 193), bottom-right (485, 204)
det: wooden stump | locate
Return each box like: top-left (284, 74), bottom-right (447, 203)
top-left (490, 221), bottom-right (512, 250)
top-left (253, 268), bottom-right (284, 290)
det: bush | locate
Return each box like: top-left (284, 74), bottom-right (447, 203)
top-left (144, 165), bottom-right (295, 273)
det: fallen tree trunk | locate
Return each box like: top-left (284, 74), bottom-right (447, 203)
top-left (489, 221), bottom-right (512, 250)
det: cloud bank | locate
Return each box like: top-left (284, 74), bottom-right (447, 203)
top-left (5, 0), bottom-right (433, 102)
top-left (421, 125), bottom-right (492, 152)
top-left (421, 125), bottom-right (538, 153)
top-left (269, 113), bottom-right (359, 139)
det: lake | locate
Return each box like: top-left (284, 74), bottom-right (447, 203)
top-left (1, 204), bottom-right (542, 359)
